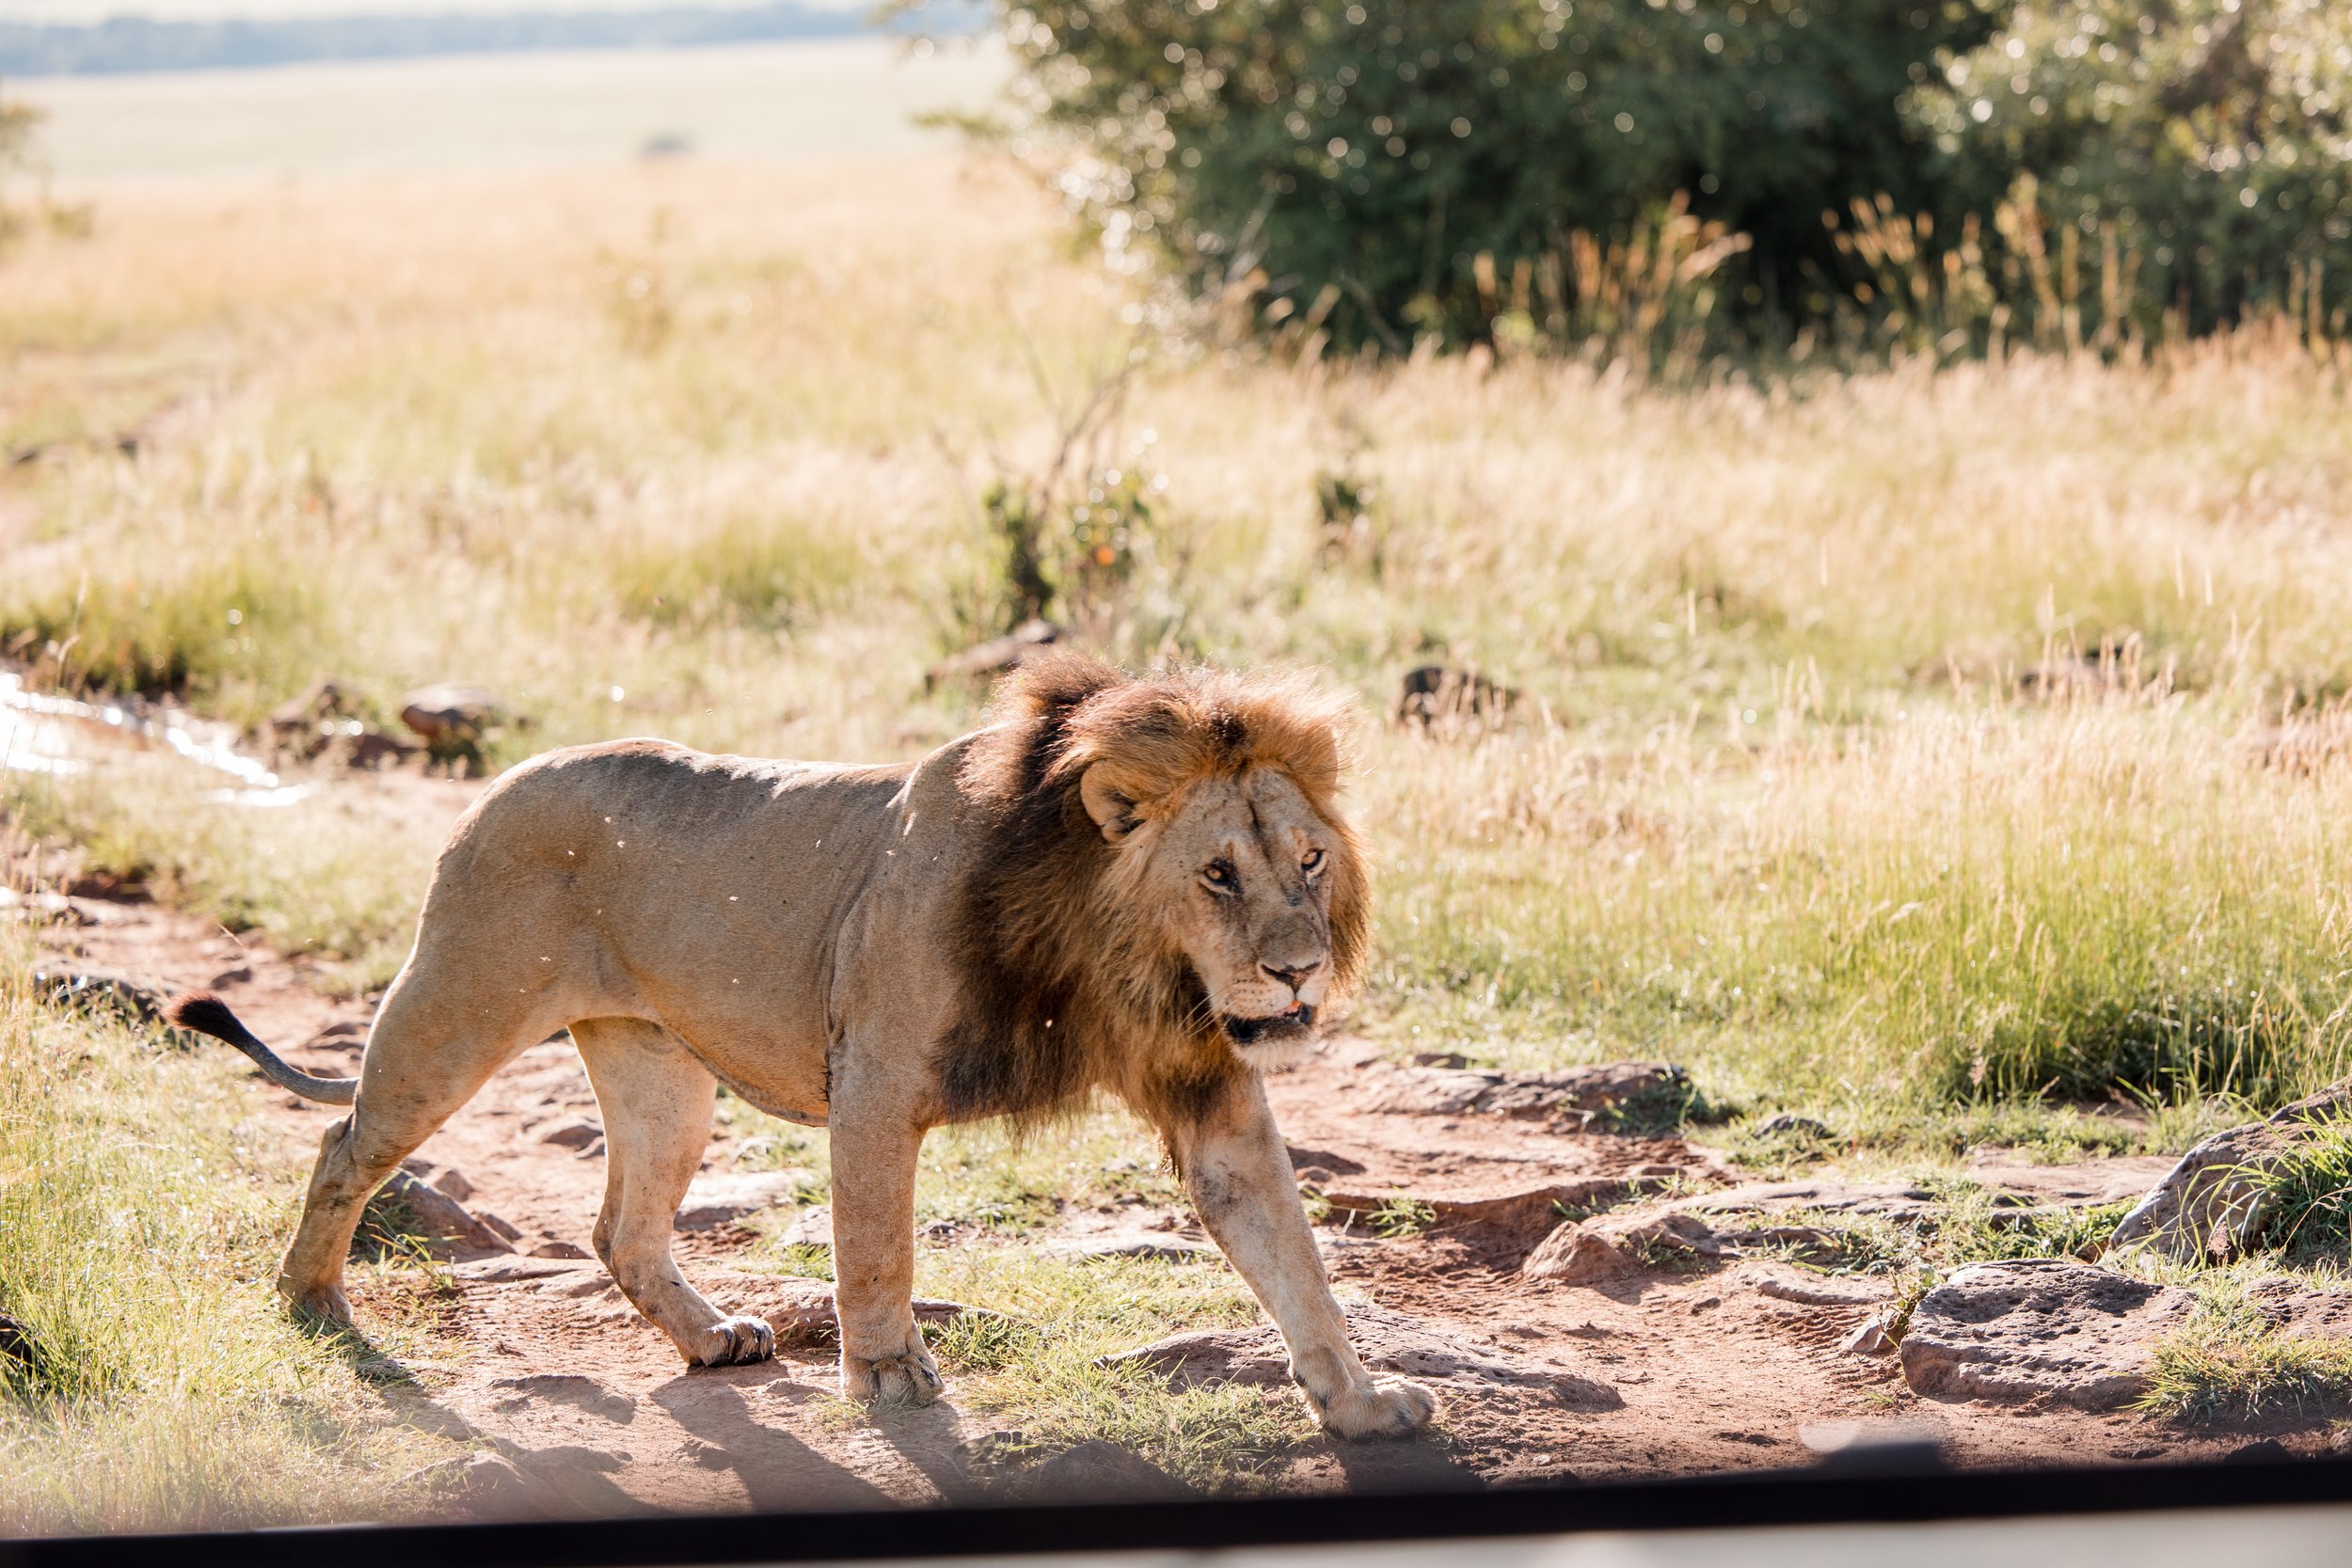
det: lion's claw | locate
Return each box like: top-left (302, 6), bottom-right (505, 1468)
top-left (842, 1344), bottom-right (945, 1407)
top-left (693, 1315), bottom-right (777, 1367)
top-left (1308, 1375), bottom-right (1439, 1441)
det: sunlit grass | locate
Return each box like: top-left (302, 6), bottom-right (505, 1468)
top-left (0, 922), bottom-right (466, 1532)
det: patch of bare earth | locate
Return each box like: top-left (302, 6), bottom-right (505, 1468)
top-left (13, 874), bottom-right (2315, 1513)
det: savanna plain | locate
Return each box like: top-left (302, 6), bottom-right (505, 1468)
top-left (9, 129), bottom-right (2352, 1530)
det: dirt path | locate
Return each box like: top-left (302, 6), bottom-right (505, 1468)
top-left (18, 867), bottom-right (2316, 1514)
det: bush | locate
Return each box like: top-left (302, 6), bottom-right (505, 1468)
top-left (1916, 0), bottom-right (2352, 341)
top-left (961, 0), bottom-right (1994, 354)
top-left (944, 0), bottom-right (2352, 353)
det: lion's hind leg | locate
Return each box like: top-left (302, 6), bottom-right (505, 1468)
top-left (571, 1018), bottom-right (775, 1368)
top-left (278, 975), bottom-right (548, 1326)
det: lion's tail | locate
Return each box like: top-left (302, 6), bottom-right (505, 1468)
top-left (165, 991), bottom-right (358, 1106)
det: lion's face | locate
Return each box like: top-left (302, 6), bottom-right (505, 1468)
top-left (1084, 762), bottom-right (1346, 1070)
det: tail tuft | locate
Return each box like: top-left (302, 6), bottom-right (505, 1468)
top-left (167, 991), bottom-right (245, 1039)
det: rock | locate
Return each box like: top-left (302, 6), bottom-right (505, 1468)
top-left (34, 965), bottom-right (167, 1023)
top-left (1394, 664), bottom-right (1518, 726)
top-left (1840, 1317), bottom-right (1896, 1356)
top-left (706, 1274), bottom-right (1001, 1349)
top-left (529, 1241), bottom-right (593, 1260)
top-left (1898, 1260), bottom-right (2193, 1409)
top-left (1324, 1173), bottom-right (1679, 1239)
top-left (373, 1170), bottom-right (516, 1260)
top-left (1523, 1203), bottom-right (1843, 1285)
top-left (1753, 1113), bottom-right (1836, 1140)
top-left (265, 681), bottom-right (419, 768)
top-left (1359, 1057), bottom-right (1689, 1124)
top-left (2244, 1275), bottom-right (2352, 1341)
top-left (1009, 1439), bottom-right (1197, 1503)
top-left (430, 1168), bottom-right (475, 1203)
top-left (397, 683), bottom-right (517, 765)
top-left (2110, 1079), bottom-right (2352, 1262)
top-left (539, 1119), bottom-right (604, 1151)
top-left (1102, 1303), bottom-right (1619, 1409)
top-left (674, 1169), bottom-right (806, 1231)
top-left (925, 620), bottom-right (1061, 690)
top-left (1044, 1231), bottom-right (1216, 1262)
top-left (773, 1205), bottom-right (832, 1248)
top-left (1521, 1219), bottom-right (1651, 1286)
top-left (1752, 1271), bottom-right (1889, 1309)
top-left (452, 1257), bottom-right (589, 1284)
top-left (0, 1312), bottom-right (35, 1368)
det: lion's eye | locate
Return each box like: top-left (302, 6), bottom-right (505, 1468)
top-left (1301, 848), bottom-right (1326, 875)
top-left (1201, 861), bottom-right (1238, 894)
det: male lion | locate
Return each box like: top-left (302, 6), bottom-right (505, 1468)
top-left (168, 655), bottom-right (1437, 1440)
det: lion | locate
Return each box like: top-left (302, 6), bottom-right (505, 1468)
top-left (167, 654), bottom-right (1438, 1440)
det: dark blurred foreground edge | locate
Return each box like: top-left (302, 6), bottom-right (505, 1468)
top-left (7, 1455), bottom-right (2352, 1566)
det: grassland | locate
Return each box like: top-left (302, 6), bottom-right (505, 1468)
top-left (10, 155), bottom-right (2352, 1117)
top-left (11, 149), bottom-right (2352, 1515)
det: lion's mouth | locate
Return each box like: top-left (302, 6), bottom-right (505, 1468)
top-left (1219, 1002), bottom-right (1316, 1048)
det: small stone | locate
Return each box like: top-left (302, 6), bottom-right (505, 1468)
top-left (1840, 1317), bottom-right (1895, 1356)
top-left (431, 1168), bottom-right (476, 1202)
top-left (529, 1241), bottom-right (593, 1260)
top-left (539, 1120), bottom-right (603, 1151)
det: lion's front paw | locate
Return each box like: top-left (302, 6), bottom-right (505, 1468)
top-left (841, 1341), bottom-right (944, 1407)
top-left (690, 1315), bottom-right (776, 1367)
top-left (1308, 1375), bottom-right (1438, 1441)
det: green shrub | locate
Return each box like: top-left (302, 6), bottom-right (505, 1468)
top-left (1916, 0), bottom-right (2352, 342)
top-left (953, 0), bottom-right (1994, 353)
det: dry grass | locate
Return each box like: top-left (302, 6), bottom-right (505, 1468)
top-left (11, 151), bottom-right (2352, 1514)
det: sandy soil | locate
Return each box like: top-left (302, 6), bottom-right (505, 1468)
top-left (19, 865), bottom-right (2323, 1515)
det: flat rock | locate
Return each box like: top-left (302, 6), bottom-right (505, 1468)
top-left (1101, 1303), bottom-right (1619, 1409)
top-left (2247, 1275), bottom-right (2352, 1342)
top-left (2111, 1079), bottom-right (2352, 1262)
top-left (674, 1169), bottom-right (807, 1231)
top-left (1356, 1057), bottom-right (1688, 1123)
top-left (1323, 1174), bottom-right (1677, 1238)
top-left (1898, 1260), bottom-right (2193, 1409)
top-left (452, 1257), bottom-right (593, 1284)
top-left (1524, 1207), bottom-right (1840, 1285)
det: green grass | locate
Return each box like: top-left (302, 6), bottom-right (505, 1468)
top-left (2140, 1272), bottom-right (2352, 1423)
top-left (0, 924), bottom-right (466, 1532)
top-left (915, 1247), bottom-right (1309, 1496)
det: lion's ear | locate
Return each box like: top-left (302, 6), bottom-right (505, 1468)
top-left (1078, 766), bottom-right (1141, 843)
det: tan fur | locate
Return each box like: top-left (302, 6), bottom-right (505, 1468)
top-left (202, 655), bottom-right (1435, 1439)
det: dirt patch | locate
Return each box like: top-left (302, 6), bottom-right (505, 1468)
top-left (11, 879), bottom-right (2325, 1510)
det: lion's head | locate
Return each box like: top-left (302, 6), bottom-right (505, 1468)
top-left (942, 654), bottom-right (1370, 1124)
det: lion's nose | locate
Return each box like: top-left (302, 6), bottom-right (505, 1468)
top-left (1263, 959), bottom-right (1324, 992)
